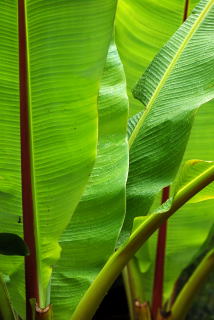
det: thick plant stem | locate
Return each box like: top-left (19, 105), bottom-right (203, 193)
top-left (151, 186), bottom-right (170, 318)
top-left (168, 249), bottom-right (214, 320)
top-left (71, 166), bottom-right (214, 320)
top-left (18, 0), bottom-right (39, 318)
top-left (0, 274), bottom-right (18, 320)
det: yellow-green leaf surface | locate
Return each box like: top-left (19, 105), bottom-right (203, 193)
top-left (49, 42), bottom-right (128, 320)
top-left (0, 0), bottom-right (117, 317)
top-left (115, 0), bottom-right (214, 307)
top-left (121, 0), bottom-right (214, 236)
top-left (127, 30), bottom-right (214, 314)
top-left (116, 0), bottom-right (199, 116)
top-left (173, 160), bottom-right (214, 203)
top-left (0, 1), bottom-right (22, 273)
top-left (134, 101), bottom-right (214, 303)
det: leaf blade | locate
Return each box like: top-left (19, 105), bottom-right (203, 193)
top-left (122, 0), bottom-right (214, 235)
top-left (50, 41), bottom-right (129, 320)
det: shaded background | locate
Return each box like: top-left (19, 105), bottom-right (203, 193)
top-left (94, 237), bottom-right (214, 320)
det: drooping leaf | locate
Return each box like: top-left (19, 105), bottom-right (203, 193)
top-left (115, 0), bottom-right (214, 308)
top-left (161, 100), bottom-right (214, 301)
top-left (115, 0), bottom-right (200, 116)
top-left (0, 0), bottom-right (118, 317)
top-left (0, 233), bottom-right (29, 256)
top-left (69, 154), bottom-right (213, 320)
top-left (172, 160), bottom-right (214, 203)
top-left (48, 41), bottom-right (129, 320)
top-left (144, 101), bottom-right (214, 303)
top-left (121, 0), bottom-right (214, 236)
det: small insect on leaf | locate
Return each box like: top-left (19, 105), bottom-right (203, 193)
top-left (0, 233), bottom-right (29, 256)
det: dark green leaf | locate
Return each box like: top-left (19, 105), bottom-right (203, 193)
top-left (0, 233), bottom-right (29, 256)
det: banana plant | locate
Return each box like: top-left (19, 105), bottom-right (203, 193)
top-left (0, 0), bottom-right (213, 320)
top-left (116, 0), bottom-right (214, 318)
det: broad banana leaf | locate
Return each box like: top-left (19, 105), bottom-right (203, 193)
top-left (120, 0), bottom-right (214, 237)
top-left (133, 160), bottom-right (214, 302)
top-left (50, 42), bottom-right (128, 320)
top-left (121, 0), bottom-right (214, 305)
top-left (0, 0), bottom-right (117, 317)
top-left (115, 0), bottom-right (199, 116)
top-left (129, 38), bottom-right (214, 307)
top-left (117, 1), bottom-right (214, 306)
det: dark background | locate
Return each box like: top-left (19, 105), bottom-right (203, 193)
top-left (94, 240), bottom-right (214, 320)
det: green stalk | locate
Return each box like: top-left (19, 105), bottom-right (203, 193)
top-left (168, 249), bottom-right (214, 320)
top-left (71, 166), bottom-right (214, 320)
top-left (123, 265), bottom-right (135, 320)
top-left (0, 274), bottom-right (18, 320)
top-left (123, 259), bottom-right (147, 320)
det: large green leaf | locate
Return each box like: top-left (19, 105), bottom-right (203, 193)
top-left (0, 0), bottom-right (117, 317)
top-left (115, 0), bottom-right (199, 116)
top-left (0, 0), bottom-right (22, 275)
top-left (121, 0), bottom-right (214, 236)
top-left (133, 101), bottom-right (214, 303)
top-left (115, 0), bottom-right (214, 308)
top-left (158, 101), bottom-right (214, 302)
top-left (50, 42), bottom-right (128, 320)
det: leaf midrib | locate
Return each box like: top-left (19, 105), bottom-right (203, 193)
top-left (128, 0), bottom-right (214, 149)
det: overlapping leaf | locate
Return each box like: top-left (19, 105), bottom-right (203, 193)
top-left (50, 42), bottom-right (129, 320)
top-left (115, 0), bottom-right (199, 116)
top-left (0, 233), bottom-right (28, 256)
top-left (0, 0), bottom-right (118, 317)
top-left (0, 1), bottom-right (22, 274)
top-left (132, 160), bottom-right (214, 301)
top-left (132, 97), bottom-right (214, 304)
top-left (120, 0), bottom-right (214, 306)
top-left (121, 0), bottom-right (214, 237)
top-left (161, 100), bottom-right (214, 301)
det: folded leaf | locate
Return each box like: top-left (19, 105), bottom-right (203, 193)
top-left (133, 160), bottom-right (214, 301)
top-left (161, 99), bottom-right (214, 301)
top-left (122, 0), bottom-right (214, 236)
top-left (173, 160), bottom-right (214, 203)
top-left (0, 233), bottom-right (29, 256)
top-left (131, 86), bottom-right (214, 307)
top-left (0, 0), bottom-right (117, 317)
top-left (115, 0), bottom-right (199, 116)
top-left (50, 42), bottom-right (129, 319)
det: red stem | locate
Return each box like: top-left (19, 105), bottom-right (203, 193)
top-left (151, 5), bottom-right (190, 318)
top-left (151, 186), bottom-right (170, 319)
top-left (18, 0), bottom-right (39, 318)
top-left (183, 0), bottom-right (189, 22)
